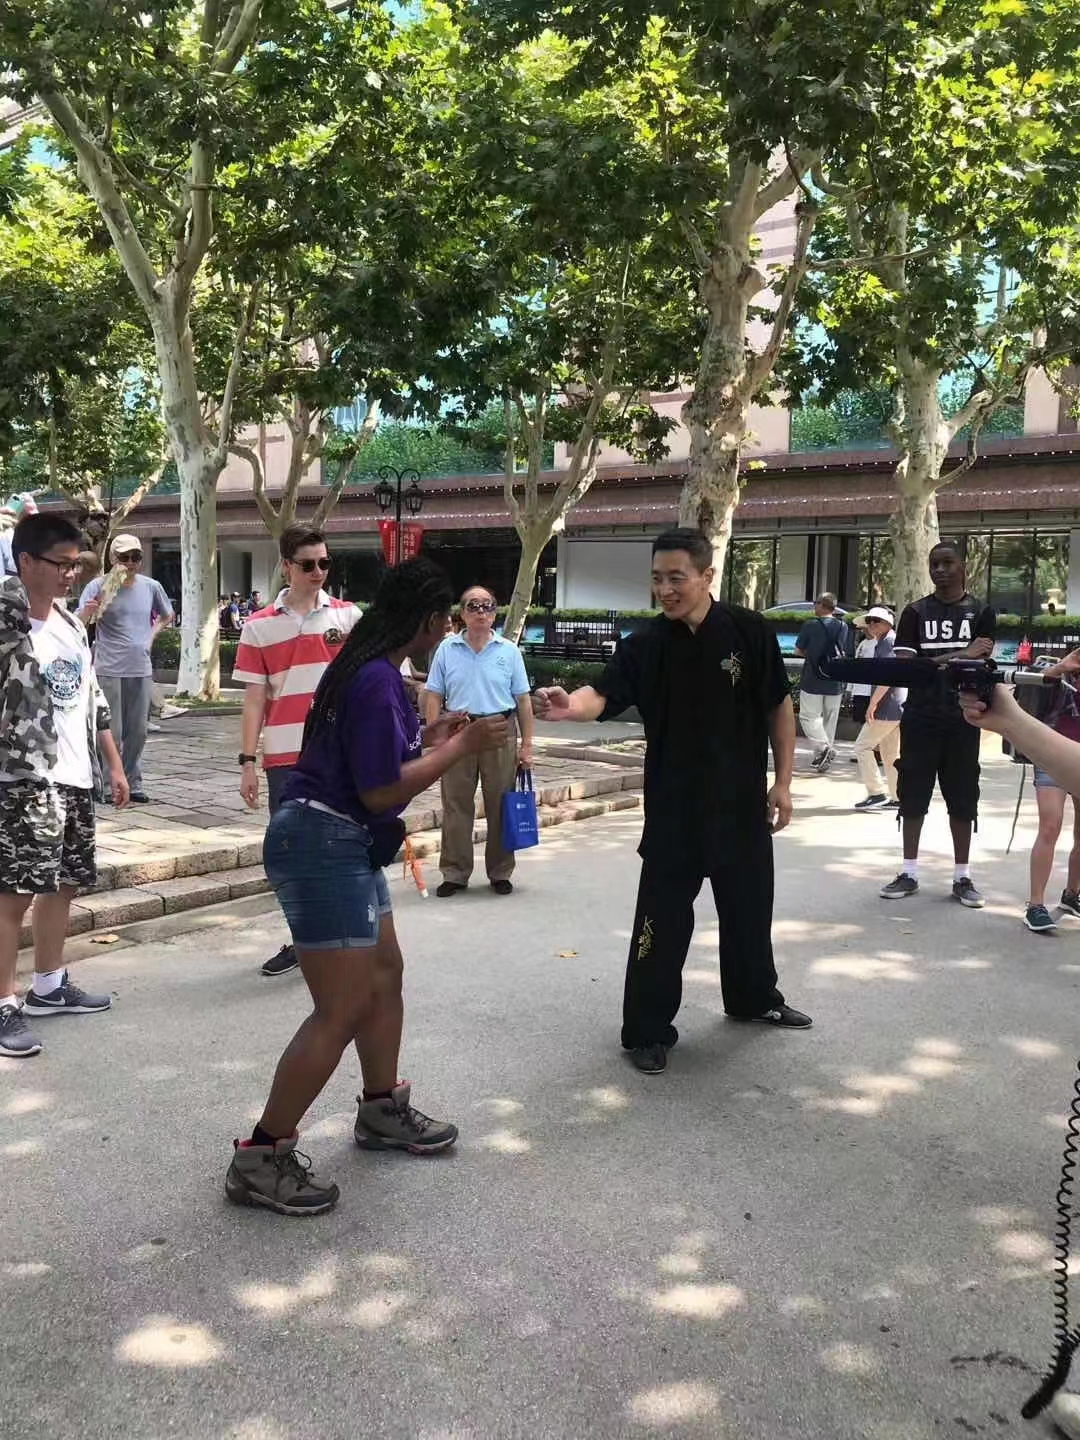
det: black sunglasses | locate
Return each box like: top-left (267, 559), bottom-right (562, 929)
top-left (289, 556), bottom-right (331, 574)
top-left (115, 550), bottom-right (142, 562)
top-left (464, 599), bottom-right (496, 613)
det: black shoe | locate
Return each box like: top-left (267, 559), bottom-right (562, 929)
top-left (731, 1004), bottom-right (813, 1029)
top-left (261, 944), bottom-right (298, 977)
top-left (1061, 889), bottom-right (1080, 919)
top-left (0, 1004), bottom-right (42, 1057)
top-left (952, 877), bottom-right (985, 909)
top-left (628, 1043), bottom-right (668, 1074)
top-left (854, 794), bottom-right (888, 811)
top-left (23, 970), bottom-right (111, 1016)
top-left (1025, 903), bottom-right (1057, 934)
top-left (491, 879), bottom-right (513, 896)
top-left (129, 791), bottom-right (151, 803)
top-left (436, 882), bottom-right (467, 898)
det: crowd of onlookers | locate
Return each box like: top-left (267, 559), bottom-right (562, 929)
top-left (219, 590), bottom-right (265, 634)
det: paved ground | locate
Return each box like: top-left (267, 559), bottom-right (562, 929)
top-left (3, 750), bottom-right (1079, 1439)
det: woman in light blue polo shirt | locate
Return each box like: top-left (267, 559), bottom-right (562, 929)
top-left (423, 585), bottom-right (534, 897)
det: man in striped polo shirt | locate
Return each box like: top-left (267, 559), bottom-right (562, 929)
top-left (234, 525), bottom-right (360, 976)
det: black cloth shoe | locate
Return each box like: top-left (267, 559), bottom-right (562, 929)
top-left (491, 879), bottom-right (513, 896)
top-left (731, 1004), bottom-right (813, 1029)
top-left (628, 1043), bottom-right (668, 1074)
top-left (1061, 889), bottom-right (1080, 919)
top-left (436, 882), bottom-right (467, 898)
top-left (261, 944), bottom-right (298, 977)
top-left (129, 791), bottom-right (151, 803)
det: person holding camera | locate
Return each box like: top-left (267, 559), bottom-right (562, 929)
top-left (879, 541), bottom-right (995, 906)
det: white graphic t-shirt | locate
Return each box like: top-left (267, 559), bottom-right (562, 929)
top-left (29, 606), bottom-right (93, 789)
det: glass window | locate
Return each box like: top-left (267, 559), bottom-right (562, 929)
top-left (856, 535), bottom-right (895, 609)
top-left (725, 540), bottom-right (776, 609)
top-left (1034, 533), bottom-right (1069, 616)
top-left (988, 533), bottom-right (1033, 617)
top-left (962, 534), bottom-right (991, 604)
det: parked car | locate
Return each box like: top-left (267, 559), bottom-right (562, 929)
top-left (761, 601), bottom-right (851, 617)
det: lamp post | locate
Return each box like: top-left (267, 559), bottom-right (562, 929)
top-left (373, 467), bottom-right (424, 566)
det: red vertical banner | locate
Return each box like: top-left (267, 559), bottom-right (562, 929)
top-left (401, 523), bottom-right (424, 561)
top-left (378, 519), bottom-right (397, 564)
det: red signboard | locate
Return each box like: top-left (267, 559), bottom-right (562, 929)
top-left (379, 520), bottom-right (425, 565)
top-left (401, 522), bottom-right (424, 561)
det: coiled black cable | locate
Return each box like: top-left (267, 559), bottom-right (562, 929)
top-left (1022, 1060), bottom-right (1080, 1420)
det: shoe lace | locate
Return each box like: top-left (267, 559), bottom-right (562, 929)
top-left (274, 1146), bottom-right (317, 1189)
top-left (0, 1004), bottom-right (26, 1030)
top-left (391, 1098), bottom-right (432, 1136)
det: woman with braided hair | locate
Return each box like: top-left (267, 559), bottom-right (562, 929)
top-left (226, 557), bottom-right (510, 1217)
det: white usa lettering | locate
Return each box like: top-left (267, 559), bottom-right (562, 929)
top-left (959, 618), bottom-right (972, 640)
top-left (940, 619), bottom-right (953, 640)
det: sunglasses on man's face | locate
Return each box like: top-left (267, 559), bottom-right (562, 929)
top-left (116, 551), bottom-right (142, 563)
top-left (465, 599), bottom-right (496, 614)
top-left (289, 557), bottom-right (331, 574)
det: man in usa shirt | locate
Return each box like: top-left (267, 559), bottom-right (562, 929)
top-left (233, 525), bottom-right (360, 976)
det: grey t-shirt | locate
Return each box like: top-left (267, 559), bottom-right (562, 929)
top-left (82, 572), bottom-right (173, 678)
top-left (871, 631), bottom-right (905, 722)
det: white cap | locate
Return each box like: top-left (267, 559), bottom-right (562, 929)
top-left (109, 533), bottom-right (142, 560)
top-left (864, 605), bottom-right (894, 625)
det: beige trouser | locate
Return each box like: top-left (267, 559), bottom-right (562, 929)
top-left (854, 718), bottom-right (901, 800)
top-left (439, 733), bottom-right (520, 884)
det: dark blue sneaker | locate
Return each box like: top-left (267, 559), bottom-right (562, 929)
top-left (261, 944), bottom-right (298, 978)
top-left (0, 1004), bottom-right (41, 1057)
top-left (880, 872), bottom-right (918, 899)
top-left (23, 971), bottom-right (110, 1016)
top-left (1025, 903), bottom-right (1056, 933)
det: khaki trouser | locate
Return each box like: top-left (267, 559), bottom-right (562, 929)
top-left (439, 733), bottom-right (520, 884)
top-left (854, 718), bottom-right (901, 800)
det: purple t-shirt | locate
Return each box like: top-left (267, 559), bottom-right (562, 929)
top-left (283, 657), bottom-right (421, 843)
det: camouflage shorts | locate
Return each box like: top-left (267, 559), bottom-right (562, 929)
top-left (0, 781), bottom-right (97, 894)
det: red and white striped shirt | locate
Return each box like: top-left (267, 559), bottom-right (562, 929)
top-left (232, 590), bottom-right (360, 768)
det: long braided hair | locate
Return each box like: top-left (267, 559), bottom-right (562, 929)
top-left (304, 557), bottom-right (453, 749)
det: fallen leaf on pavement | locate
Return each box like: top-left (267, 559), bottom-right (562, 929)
top-left (557, 950), bottom-right (578, 958)
top-left (90, 933), bottom-right (120, 945)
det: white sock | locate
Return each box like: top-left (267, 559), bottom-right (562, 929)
top-left (954, 864), bottom-right (970, 882)
top-left (902, 859), bottom-right (918, 879)
top-left (32, 969), bottom-right (64, 996)
top-left (0, 994), bottom-right (17, 1011)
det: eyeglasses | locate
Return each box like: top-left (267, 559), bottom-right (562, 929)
top-left (32, 554), bottom-right (81, 575)
top-left (288, 557), bottom-right (331, 574)
top-left (115, 551), bottom-right (142, 563)
top-left (464, 599), bottom-right (496, 614)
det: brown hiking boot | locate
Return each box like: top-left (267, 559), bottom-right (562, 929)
top-left (354, 1082), bottom-right (458, 1154)
top-left (225, 1135), bottom-right (339, 1216)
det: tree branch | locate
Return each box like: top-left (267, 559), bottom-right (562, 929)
top-left (229, 443), bottom-right (278, 530)
top-left (502, 391), bottom-right (523, 533)
top-left (111, 451), bottom-right (171, 528)
top-left (749, 201), bottom-right (819, 393)
top-left (753, 148), bottom-right (820, 221)
top-left (215, 0), bottom-right (264, 76)
top-left (174, 137), bottom-right (215, 294)
top-left (780, 138), bottom-right (816, 206)
top-left (310, 399), bottom-right (380, 529)
top-left (214, 284), bottom-right (262, 457)
top-left (37, 84), bottom-right (160, 314)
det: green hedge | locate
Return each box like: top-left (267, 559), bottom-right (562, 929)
top-left (522, 657), bottom-right (607, 690)
top-left (153, 629), bottom-right (238, 670)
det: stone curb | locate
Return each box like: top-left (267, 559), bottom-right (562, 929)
top-left (17, 774), bottom-right (644, 949)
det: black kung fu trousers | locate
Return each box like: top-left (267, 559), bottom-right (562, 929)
top-left (621, 819), bottom-right (784, 1050)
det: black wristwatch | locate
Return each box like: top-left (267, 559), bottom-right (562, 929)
top-left (238, 753), bottom-right (257, 766)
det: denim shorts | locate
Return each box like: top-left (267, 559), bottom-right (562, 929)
top-left (1034, 765), bottom-right (1068, 791)
top-left (263, 801), bottom-right (392, 950)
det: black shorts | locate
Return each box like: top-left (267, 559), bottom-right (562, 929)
top-left (0, 780), bottom-right (97, 894)
top-left (897, 713), bottom-right (981, 822)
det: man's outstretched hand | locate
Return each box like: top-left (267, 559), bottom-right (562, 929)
top-left (534, 686), bottom-right (571, 721)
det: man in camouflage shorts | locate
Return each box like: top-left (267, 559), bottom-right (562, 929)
top-left (0, 513), bottom-right (130, 1059)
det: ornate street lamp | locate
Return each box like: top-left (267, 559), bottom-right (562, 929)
top-left (370, 466), bottom-right (423, 565)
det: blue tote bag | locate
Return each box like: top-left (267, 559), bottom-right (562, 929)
top-left (501, 767), bottom-right (539, 852)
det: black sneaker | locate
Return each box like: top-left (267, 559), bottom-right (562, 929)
top-left (883, 799), bottom-right (901, 810)
top-left (1061, 889), bottom-right (1080, 919)
top-left (129, 791), bottom-right (151, 803)
top-left (628, 1043), bottom-right (668, 1074)
top-left (880, 872), bottom-right (918, 899)
top-left (260, 944), bottom-right (298, 978)
top-left (732, 1004), bottom-right (813, 1029)
top-left (1025, 903), bottom-right (1057, 934)
top-left (491, 879), bottom-right (513, 896)
top-left (854, 794), bottom-right (888, 811)
top-left (22, 971), bottom-right (111, 1016)
top-left (436, 881), bottom-right (467, 898)
top-left (0, 1004), bottom-right (42, 1057)
top-left (952, 877), bottom-right (985, 909)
